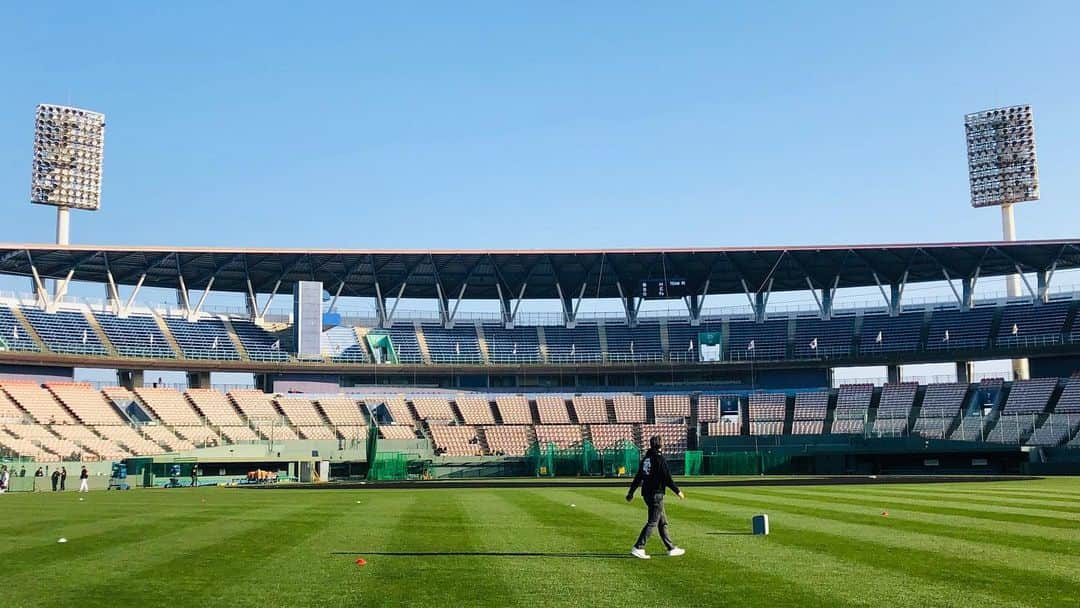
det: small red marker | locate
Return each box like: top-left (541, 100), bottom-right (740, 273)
top-left (356, 558), bottom-right (367, 566)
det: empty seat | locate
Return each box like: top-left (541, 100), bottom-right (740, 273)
top-left (228, 390), bottom-right (284, 423)
top-left (588, 424), bottom-right (635, 449)
top-left (135, 388), bottom-right (204, 426)
top-left (571, 394), bottom-right (608, 424)
top-left (536, 395), bottom-right (571, 424)
top-left (411, 395), bottom-right (456, 421)
top-left (482, 425), bottom-right (532, 456)
top-left (316, 395), bottom-right (367, 427)
top-left (276, 396), bottom-right (327, 426)
top-left (534, 424), bottom-right (584, 449)
top-left (94, 312), bottom-right (175, 358)
top-left (379, 425), bottom-right (417, 440)
top-left (494, 395), bottom-right (533, 424)
top-left (430, 425), bottom-right (483, 456)
top-left (186, 389), bottom-right (246, 426)
top-left (21, 307), bottom-right (108, 356)
top-left (455, 394), bottom-right (495, 425)
top-left (1, 383), bottom-right (77, 425)
top-left (640, 424), bottom-right (686, 454)
top-left (653, 394), bottom-right (690, 419)
top-left (612, 394), bottom-right (646, 423)
top-left (47, 383), bottom-right (126, 425)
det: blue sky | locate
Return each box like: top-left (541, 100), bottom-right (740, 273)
top-left (1, 2), bottom-right (1078, 251)
top-left (1, 2), bottom-right (1077, 383)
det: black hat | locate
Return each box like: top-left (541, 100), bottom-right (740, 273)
top-left (649, 436), bottom-right (662, 450)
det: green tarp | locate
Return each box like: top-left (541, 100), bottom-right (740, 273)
top-left (684, 450), bottom-right (703, 476)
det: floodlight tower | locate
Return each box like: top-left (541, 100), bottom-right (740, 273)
top-left (31, 104), bottom-right (106, 245)
top-left (964, 104), bottom-right (1039, 379)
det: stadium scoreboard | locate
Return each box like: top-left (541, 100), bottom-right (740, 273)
top-left (31, 104), bottom-right (106, 211)
top-left (964, 105), bottom-right (1038, 208)
top-left (640, 278), bottom-right (688, 299)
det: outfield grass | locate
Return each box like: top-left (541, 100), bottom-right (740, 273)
top-left (2, 477), bottom-right (1079, 607)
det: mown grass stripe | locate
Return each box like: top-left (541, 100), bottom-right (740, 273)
top-left (782, 487), bottom-right (1080, 515)
top-left (579, 489), bottom-right (1036, 608)
top-left (738, 487), bottom-right (1080, 528)
top-left (685, 490), bottom-right (1080, 580)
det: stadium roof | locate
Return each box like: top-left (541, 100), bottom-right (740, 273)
top-left (1, 240), bottom-right (1078, 301)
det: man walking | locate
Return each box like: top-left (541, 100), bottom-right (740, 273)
top-left (78, 466), bottom-right (89, 493)
top-left (626, 435), bottom-right (685, 559)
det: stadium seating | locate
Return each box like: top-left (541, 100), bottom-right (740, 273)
top-left (50, 424), bottom-right (130, 460)
top-left (705, 419), bottom-right (741, 436)
top-left (665, 319), bottom-right (717, 362)
top-left (793, 316), bottom-right (854, 358)
top-left (163, 316), bottom-right (240, 360)
top-left (231, 319), bottom-right (288, 362)
top-left (996, 301), bottom-right (1070, 348)
top-left (1000, 377), bottom-right (1057, 415)
top-left (379, 425), bottom-right (417, 440)
top-left (792, 391), bottom-right (827, 435)
top-left (373, 325), bottom-right (423, 364)
top-left (588, 424), bottom-right (635, 449)
top-left (640, 424), bottom-right (686, 454)
top-left (411, 395), bottom-right (456, 421)
top-left (0, 304), bottom-right (41, 351)
top-left (140, 424), bottom-right (196, 451)
top-left (653, 394), bottom-right (690, 419)
top-left (94, 424), bottom-right (165, 455)
top-left (421, 323), bottom-right (483, 364)
top-left (366, 395), bottom-right (415, 426)
top-left (21, 308), bottom-right (108, 356)
top-left (94, 312), bottom-right (175, 358)
top-left (5, 423), bottom-right (83, 460)
top-left (859, 312), bottom-right (922, 354)
top-left (1027, 378), bottom-right (1080, 445)
top-left (727, 319), bottom-right (787, 360)
top-left (494, 395), bottom-right (533, 424)
top-left (0, 424), bottom-right (59, 461)
top-left (275, 396), bottom-right (329, 426)
top-left (831, 384), bottom-right (871, 434)
top-left (612, 394), bottom-right (646, 423)
top-left (481, 324), bottom-right (542, 364)
top-left (748, 393), bottom-right (786, 436)
top-left (912, 383), bottom-right (967, 439)
top-left (228, 390), bottom-right (284, 422)
top-left (430, 425), bottom-right (482, 456)
top-left (604, 322), bottom-right (663, 362)
top-left (323, 326), bottom-right (368, 362)
top-left (186, 389), bottom-right (246, 426)
top-left (316, 395), bottom-right (367, 427)
top-left (571, 394), bottom-right (608, 424)
top-left (534, 424), bottom-right (584, 448)
top-left (455, 394), bottom-right (495, 425)
top-left (871, 382), bottom-right (916, 436)
top-left (536, 395), bottom-right (571, 424)
top-left (1, 382), bottom-right (77, 424)
top-left (482, 425), bottom-right (532, 455)
top-left (926, 308), bottom-right (994, 350)
top-left (543, 323), bottom-right (602, 362)
top-left (47, 383), bottom-right (126, 425)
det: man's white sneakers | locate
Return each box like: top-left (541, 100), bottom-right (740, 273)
top-left (631, 548), bottom-right (650, 559)
top-left (668, 547), bottom-right (686, 557)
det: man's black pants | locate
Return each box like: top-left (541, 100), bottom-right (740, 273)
top-left (634, 493), bottom-right (675, 551)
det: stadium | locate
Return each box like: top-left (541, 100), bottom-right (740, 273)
top-left (3, 6), bottom-right (1080, 608)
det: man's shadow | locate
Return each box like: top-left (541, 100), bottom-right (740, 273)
top-left (333, 551), bottom-right (632, 559)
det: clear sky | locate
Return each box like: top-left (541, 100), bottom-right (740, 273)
top-left (1, 2), bottom-right (1077, 385)
top-left (1, 1), bottom-right (1078, 251)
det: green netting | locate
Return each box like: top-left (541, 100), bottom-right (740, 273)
top-left (684, 450), bottom-right (703, 476)
top-left (367, 452), bottom-right (408, 480)
top-left (600, 440), bottom-right (640, 477)
top-left (704, 451), bottom-right (761, 475)
top-left (527, 441), bottom-right (605, 477)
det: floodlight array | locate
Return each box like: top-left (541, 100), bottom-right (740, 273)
top-left (31, 104), bottom-right (105, 210)
top-left (964, 105), bottom-right (1037, 208)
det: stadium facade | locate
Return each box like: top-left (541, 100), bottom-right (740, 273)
top-left (2, 239), bottom-right (1080, 482)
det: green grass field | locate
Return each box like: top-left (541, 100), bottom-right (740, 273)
top-left (3, 477), bottom-right (1079, 607)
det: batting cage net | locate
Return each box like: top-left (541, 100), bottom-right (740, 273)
top-left (526, 440), bottom-right (640, 477)
top-left (367, 452), bottom-right (409, 480)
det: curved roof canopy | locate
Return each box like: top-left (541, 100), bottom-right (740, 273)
top-left (1, 240), bottom-right (1078, 300)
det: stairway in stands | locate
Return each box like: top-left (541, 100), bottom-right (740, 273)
top-left (219, 317), bottom-right (251, 361)
top-left (80, 308), bottom-right (119, 357)
top-left (148, 311), bottom-right (185, 359)
top-left (413, 321), bottom-right (433, 364)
